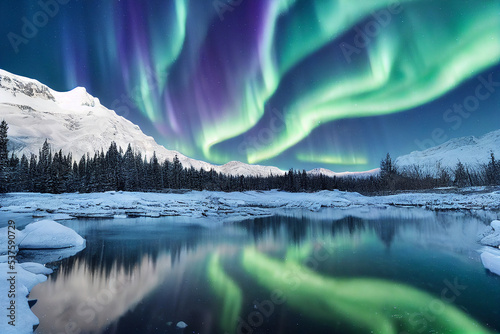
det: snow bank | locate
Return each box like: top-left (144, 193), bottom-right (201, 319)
top-left (1, 189), bottom-right (499, 224)
top-left (479, 221), bottom-right (500, 277)
top-left (480, 247), bottom-right (500, 276)
top-left (0, 220), bottom-right (85, 334)
top-left (480, 220), bottom-right (500, 247)
top-left (19, 220), bottom-right (85, 249)
top-left (0, 263), bottom-right (48, 334)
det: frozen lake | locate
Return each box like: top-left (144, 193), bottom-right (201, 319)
top-left (21, 208), bottom-right (500, 333)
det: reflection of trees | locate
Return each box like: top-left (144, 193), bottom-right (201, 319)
top-left (241, 216), bottom-right (309, 245)
top-left (330, 216), bottom-right (366, 237)
top-left (241, 215), bottom-right (404, 249)
top-left (373, 221), bottom-right (396, 249)
top-left (330, 217), bottom-right (399, 249)
top-left (54, 225), bottom-right (208, 279)
top-left (32, 254), bottom-right (174, 334)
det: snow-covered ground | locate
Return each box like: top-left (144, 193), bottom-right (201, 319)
top-left (479, 220), bottom-right (500, 277)
top-left (396, 129), bottom-right (500, 174)
top-left (1, 189), bottom-right (499, 224)
top-left (0, 190), bottom-right (499, 333)
top-left (0, 221), bottom-right (85, 334)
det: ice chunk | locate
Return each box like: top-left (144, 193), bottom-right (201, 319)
top-left (19, 220), bottom-right (85, 249)
top-left (176, 321), bottom-right (188, 328)
top-left (481, 248), bottom-right (500, 276)
top-left (0, 220), bottom-right (85, 334)
top-left (0, 263), bottom-right (47, 334)
top-left (480, 220), bottom-right (500, 247)
top-left (19, 262), bottom-right (53, 275)
top-left (491, 220), bottom-right (500, 231)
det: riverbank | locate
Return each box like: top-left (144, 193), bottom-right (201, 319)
top-left (1, 188), bottom-right (499, 224)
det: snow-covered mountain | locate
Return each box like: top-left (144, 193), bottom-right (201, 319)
top-left (0, 68), bottom-right (383, 178)
top-left (396, 130), bottom-right (500, 173)
top-left (0, 69), bottom-right (286, 177)
top-left (307, 168), bottom-right (380, 178)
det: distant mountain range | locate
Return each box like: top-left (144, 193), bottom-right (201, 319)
top-left (0, 69), bottom-right (289, 177)
top-left (2, 69), bottom-right (372, 178)
top-left (2, 68), bottom-right (496, 179)
top-left (396, 130), bottom-right (500, 173)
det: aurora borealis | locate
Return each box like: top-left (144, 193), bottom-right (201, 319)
top-left (1, 0), bottom-right (500, 170)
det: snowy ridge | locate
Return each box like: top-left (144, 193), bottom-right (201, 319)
top-left (396, 130), bottom-right (500, 174)
top-left (307, 167), bottom-right (380, 178)
top-left (0, 69), bottom-right (285, 177)
top-left (0, 220), bottom-right (85, 334)
top-left (1, 188), bottom-right (499, 223)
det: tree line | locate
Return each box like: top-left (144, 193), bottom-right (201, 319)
top-left (0, 120), bottom-right (498, 194)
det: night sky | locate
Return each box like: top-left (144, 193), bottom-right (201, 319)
top-left (1, 0), bottom-right (499, 171)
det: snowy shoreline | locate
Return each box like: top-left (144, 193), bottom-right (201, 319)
top-left (0, 221), bottom-right (85, 334)
top-left (1, 190), bottom-right (499, 333)
top-left (1, 188), bottom-right (499, 223)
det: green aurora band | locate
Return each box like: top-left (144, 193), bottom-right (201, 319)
top-left (17, 0), bottom-right (499, 167)
top-left (200, 0), bottom-right (500, 165)
top-left (241, 247), bottom-right (493, 334)
top-left (207, 253), bottom-right (243, 333)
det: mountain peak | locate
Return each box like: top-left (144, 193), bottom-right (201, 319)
top-left (396, 129), bottom-right (500, 173)
top-left (0, 68), bottom-right (286, 177)
top-left (0, 69), bottom-right (55, 101)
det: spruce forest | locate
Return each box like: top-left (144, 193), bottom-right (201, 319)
top-left (0, 120), bottom-right (499, 194)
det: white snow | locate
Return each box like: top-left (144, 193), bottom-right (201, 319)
top-left (0, 263), bottom-right (47, 334)
top-left (480, 220), bottom-right (500, 247)
top-left (396, 130), bottom-right (500, 174)
top-left (176, 321), bottom-right (188, 328)
top-left (0, 68), bottom-right (381, 178)
top-left (491, 220), bottom-right (500, 231)
top-left (18, 220), bottom-right (85, 249)
top-left (480, 247), bottom-right (500, 276)
top-left (0, 189), bottom-right (499, 224)
top-left (307, 167), bottom-right (380, 178)
top-left (0, 220), bottom-right (85, 334)
top-left (0, 69), bottom-right (285, 177)
top-left (479, 220), bottom-right (500, 276)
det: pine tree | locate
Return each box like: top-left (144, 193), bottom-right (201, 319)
top-left (162, 159), bottom-right (171, 189)
top-left (17, 154), bottom-right (29, 191)
top-left (0, 120), bottom-right (9, 193)
top-left (7, 153), bottom-right (19, 191)
top-left (380, 153), bottom-right (398, 190)
top-left (150, 152), bottom-right (161, 189)
top-left (106, 142), bottom-right (121, 190)
top-left (36, 139), bottom-right (52, 192)
top-left (123, 144), bottom-right (137, 191)
top-left (78, 155), bottom-right (87, 192)
top-left (380, 153), bottom-right (396, 179)
top-left (172, 155), bottom-right (182, 189)
top-left (454, 160), bottom-right (468, 188)
top-left (28, 154), bottom-right (37, 192)
top-left (486, 152), bottom-right (498, 185)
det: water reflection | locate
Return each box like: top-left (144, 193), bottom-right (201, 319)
top-left (32, 254), bottom-right (172, 333)
top-left (29, 209), bottom-right (499, 334)
top-left (241, 247), bottom-right (492, 334)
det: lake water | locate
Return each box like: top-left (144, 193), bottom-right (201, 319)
top-left (27, 208), bottom-right (500, 334)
